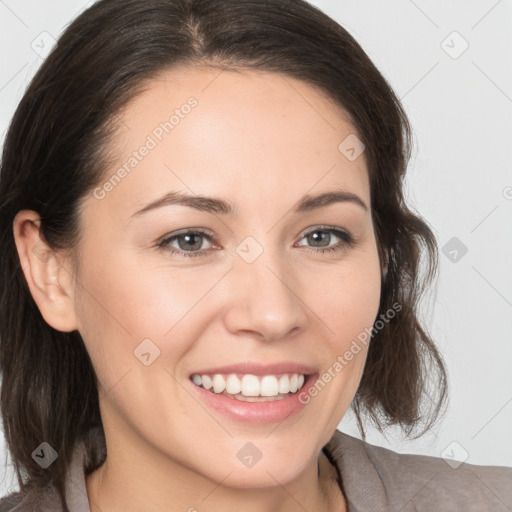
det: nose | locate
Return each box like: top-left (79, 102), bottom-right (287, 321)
top-left (222, 246), bottom-right (307, 342)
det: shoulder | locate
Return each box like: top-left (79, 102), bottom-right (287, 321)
top-left (0, 427), bottom-right (105, 512)
top-left (324, 429), bottom-right (512, 511)
top-left (0, 485), bottom-right (62, 512)
top-left (0, 492), bottom-right (22, 512)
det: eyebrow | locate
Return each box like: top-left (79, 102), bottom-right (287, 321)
top-left (130, 189), bottom-right (368, 218)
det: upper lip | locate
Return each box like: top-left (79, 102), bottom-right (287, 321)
top-left (191, 361), bottom-right (318, 376)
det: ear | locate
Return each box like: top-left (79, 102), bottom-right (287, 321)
top-left (12, 210), bottom-right (79, 332)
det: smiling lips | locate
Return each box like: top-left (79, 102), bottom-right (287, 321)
top-left (188, 363), bottom-right (317, 423)
top-left (189, 362), bottom-right (316, 403)
top-left (190, 372), bottom-right (307, 401)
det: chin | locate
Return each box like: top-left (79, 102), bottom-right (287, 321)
top-left (187, 440), bottom-right (314, 489)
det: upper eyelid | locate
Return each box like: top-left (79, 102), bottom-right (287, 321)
top-left (301, 225), bottom-right (347, 235)
top-left (159, 227), bottom-right (216, 242)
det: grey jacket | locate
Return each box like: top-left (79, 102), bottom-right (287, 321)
top-left (1, 428), bottom-right (511, 511)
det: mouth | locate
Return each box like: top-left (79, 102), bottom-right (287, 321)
top-left (190, 372), bottom-right (308, 402)
top-left (187, 362), bottom-right (317, 423)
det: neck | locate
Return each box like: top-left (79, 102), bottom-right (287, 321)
top-left (86, 428), bottom-right (345, 512)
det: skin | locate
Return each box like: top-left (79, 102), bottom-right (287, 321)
top-left (13, 66), bottom-right (383, 512)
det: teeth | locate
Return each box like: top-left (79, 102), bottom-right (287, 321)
top-left (212, 374), bottom-right (226, 394)
top-left (226, 374), bottom-right (242, 394)
top-left (260, 375), bottom-right (279, 397)
top-left (242, 375), bottom-right (260, 397)
top-left (289, 374), bottom-right (298, 393)
top-left (278, 375), bottom-right (290, 394)
top-left (202, 375), bottom-right (213, 391)
top-left (190, 372), bottom-right (307, 398)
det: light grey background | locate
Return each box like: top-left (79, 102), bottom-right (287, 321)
top-left (1, 0), bottom-right (511, 497)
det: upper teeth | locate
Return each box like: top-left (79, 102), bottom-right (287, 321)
top-left (191, 373), bottom-right (306, 397)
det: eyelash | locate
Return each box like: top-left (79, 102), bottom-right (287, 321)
top-left (156, 226), bottom-right (355, 259)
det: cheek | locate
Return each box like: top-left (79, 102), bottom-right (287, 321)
top-left (73, 252), bottom-right (225, 386)
top-left (303, 255), bottom-right (382, 351)
top-left (297, 250), bottom-right (381, 412)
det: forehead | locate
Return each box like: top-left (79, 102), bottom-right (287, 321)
top-left (89, 66), bottom-right (370, 221)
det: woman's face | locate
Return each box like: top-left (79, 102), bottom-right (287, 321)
top-left (72, 66), bottom-right (382, 486)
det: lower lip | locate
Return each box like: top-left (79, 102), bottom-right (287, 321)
top-left (188, 374), bottom-right (318, 425)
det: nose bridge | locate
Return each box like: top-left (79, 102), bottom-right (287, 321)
top-left (223, 236), bottom-right (305, 340)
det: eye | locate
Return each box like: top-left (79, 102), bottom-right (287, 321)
top-left (157, 229), bottom-right (216, 258)
top-left (156, 225), bottom-right (355, 259)
top-left (295, 226), bottom-right (355, 254)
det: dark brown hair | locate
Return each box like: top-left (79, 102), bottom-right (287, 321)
top-left (0, 0), bottom-right (447, 506)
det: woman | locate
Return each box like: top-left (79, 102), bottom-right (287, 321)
top-left (0, 0), bottom-right (510, 511)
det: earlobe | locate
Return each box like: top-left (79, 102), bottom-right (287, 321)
top-left (12, 210), bottom-right (79, 332)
